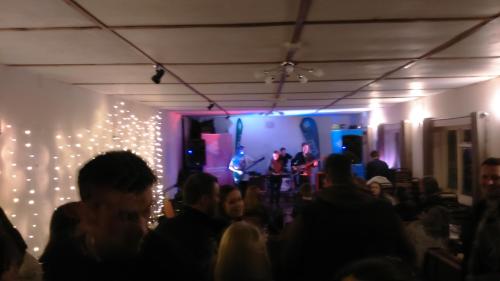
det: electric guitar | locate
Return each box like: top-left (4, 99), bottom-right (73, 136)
top-left (232, 156), bottom-right (265, 184)
top-left (292, 160), bottom-right (318, 176)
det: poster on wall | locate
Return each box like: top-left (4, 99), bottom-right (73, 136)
top-left (202, 133), bottom-right (233, 185)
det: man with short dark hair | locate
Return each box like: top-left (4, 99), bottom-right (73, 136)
top-left (42, 150), bottom-right (157, 281)
top-left (462, 157), bottom-right (500, 278)
top-left (279, 147), bottom-right (292, 172)
top-left (284, 154), bottom-right (414, 281)
top-left (366, 150), bottom-right (390, 180)
top-left (142, 172), bottom-right (224, 281)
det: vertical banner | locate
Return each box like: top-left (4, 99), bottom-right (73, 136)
top-left (300, 117), bottom-right (320, 159)
top-left (235, 118), bottom-right (243, 150)
top-left (202, 133), bottom-right (233, 185)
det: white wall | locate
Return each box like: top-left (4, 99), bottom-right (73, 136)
top-left (161, 111), bottom-right (183, 198)
top-left (209, 114), bottom-right (362, 174)
top-left (368, 77), bottom-right (500, 177)
top-left (0, 65), bottom-right (162, 256)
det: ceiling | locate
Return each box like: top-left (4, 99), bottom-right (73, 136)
top-left (1, 0), bottom-right (499, 116)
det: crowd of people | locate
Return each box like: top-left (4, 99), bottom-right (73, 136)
top-left (1, 150), bottom-right (500, 281)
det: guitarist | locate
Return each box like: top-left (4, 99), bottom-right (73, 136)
top-left (228, 145), bottom-right (253, 196)
top-left (291, 142), bottom-right (318, 189)
top-left (268, 150), bottom-right (285, 207)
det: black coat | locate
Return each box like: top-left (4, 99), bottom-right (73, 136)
top-left (141, 206), bottom-right (225, 281)
top-left (366, 159), bottom-right (390, 180)
top-left (283, 184), bottom-right (415, 281)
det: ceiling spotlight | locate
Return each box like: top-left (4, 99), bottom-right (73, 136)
top-left (225, 115), bottom-right (230, 120)
top-left (151, 64), bottom-right (165, 84)
top-left (207, 103), bottom-right (215, 111)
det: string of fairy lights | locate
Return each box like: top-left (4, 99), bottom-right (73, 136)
top-left (0, 101), bottom-right (164, 255)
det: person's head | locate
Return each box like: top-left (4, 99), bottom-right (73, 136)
top-left (420, 176), bottom-right (440, 198)
top-left (370, 150), bottom-right (380, 159)
top-left (244, 186), bottom-right (263, 211)
top-left (183, 172), bottom-right (220, 216)
top-left (334, 256), bottom-right (415, 281)
top-left (77, 150), bottom-right (157, 259)
top-left (280, 147), bottom-right (287, 156)
top-left (368, 182), bottom-right (382, 197)
top-left (237, 145), bottom-right (245, 156)
top-left (40, 202), bottom-right (85, 263)
top-left (215, 221), bottom-right (272, 281)
top-left (0, 208), bottom-right (26, 281)
top-left (272, 150), bottom-right (280, 161)
top-left (480, 157), bottom-right (500, 201)
top-left (302, 142), bottom-right (310, 154)
top-left (219, 185), bottom-right (244, 220)
top-left (324, 154), bottom-right (353, 186)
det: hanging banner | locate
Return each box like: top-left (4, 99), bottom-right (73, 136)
top-left (300, 117), bottom-right (320, 159)
top-left (235, 118), bottom-right (243, 150)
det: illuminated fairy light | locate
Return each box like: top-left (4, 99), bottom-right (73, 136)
top-left (1, 103), bottom-right (165, 255)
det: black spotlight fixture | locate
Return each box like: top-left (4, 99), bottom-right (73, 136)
top-left (207, 102), bottom-right (215, 111)
top-left (151, 64), bottom-right (165, 84)
top-left (225, 115), bottom-right (230, 120)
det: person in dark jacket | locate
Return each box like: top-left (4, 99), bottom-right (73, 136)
top-left (462, 157), bottom-right (500, 279)
top-left (366, 150), bottom-right (390, 180)
top-left (283, 154), bottom-right (415, 281)
top-left (141, 172), bottom-right (225, 281)
top-left (1, 207), bottom-right (27, 281)
top-left (40, 151), bottom-right (157, 281)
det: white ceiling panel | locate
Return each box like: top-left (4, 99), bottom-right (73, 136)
top-left (113, 94), bottom-right (204, 102)
top-left (296, 21), bottom-right (477, 60)
top-left (391, 58), bottom-right (500, 78)
top-left (335, 97), bottom-right (418, 106)
top-left (14, 65), bottom-right (171, 84)
top-left (281, 92), bottom-right (349, 100)
top-left (298, 61), bottom-right (406, 80)
top-left (367, 77), bottom-right (494, 91)
top-left (0, 0), bottom-right (94, 28)
top-left (193, 83), bottom-right (277, 94)
top-left (146, 101), bottom-right (273, 107)
top-left (77, 84), bottom-right (193, 95)
top-left (117, 27), bottom-right (291, 63)
top-left (0, 30), bottom-right (148, 64)
top-left (282, 80), bottom-right (369, 92)
top-left (206, 94), bottom-right (275, 101)
top-left (309, 0), bottom-right (500, 20)
top-left (77, 0), bottom-right (299, 25)
top-left (353, 90), bottom-right (445, 98)
top-left (278, 100), bottom-right (332, 107)
top-left (168, 64), bottom-right (278, 83)
top-left (432, 18), bottom-right (500, 57)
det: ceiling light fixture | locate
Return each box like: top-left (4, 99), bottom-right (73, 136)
top-left (151, 64), bottom-right (165, 84)
top-left (255, 61), bottom-right (323, 84)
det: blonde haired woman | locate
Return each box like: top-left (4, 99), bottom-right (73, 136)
top-left (215, 221), bottom-right (273, 281)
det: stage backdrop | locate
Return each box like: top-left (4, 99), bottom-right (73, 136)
top-left (202, 133), bottom-right (233, 185)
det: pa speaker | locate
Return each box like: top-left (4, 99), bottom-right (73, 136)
top-left (342, 135), bottom-right (363, 164)
top-left (185, 139), bottom-right (206, 168)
